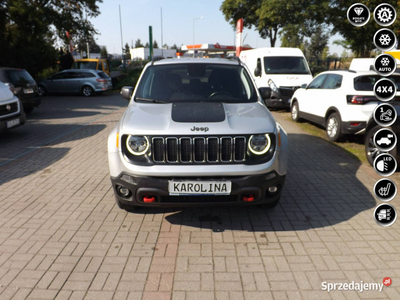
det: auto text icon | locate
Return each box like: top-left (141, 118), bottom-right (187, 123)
top-left (374, 53), bottom-right (396, 77)
top-left (347, 3), bottom-right (370, 26)
top-left (374, 178), bottom-right (397, 202)
top-left (374, 203), bottom-right (397, 226)
top-left (374, 103), bottom-right (397, 127)
top-left (373, 28), bottom-right (397, 51)
top-left (373, 128), bottom-right (397, 152)
top-left (374, 3), bottom-right (397, 26)
top-left (373, 153), bottom-right (397, 177)
top-left (373, 78), bottom-right (397, 101)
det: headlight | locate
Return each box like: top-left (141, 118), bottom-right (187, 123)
top-left (126, 135), bottom-right (149, 155)
top-left (248, 134), bottom-right (271, 155)
top-left (268, 79), bottom-right (279, 93)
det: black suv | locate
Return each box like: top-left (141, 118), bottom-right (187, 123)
top-left (365, 102), bottom-right (399, 168)
top-left (0, 68), bottom-right (41, 113)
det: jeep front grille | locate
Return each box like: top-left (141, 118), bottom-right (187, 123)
top-left (151, 136), bottom-right (246, 163)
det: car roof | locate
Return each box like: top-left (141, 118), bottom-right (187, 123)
top-left (152, 58), bottom-right (240, 66)
top-left (61, 69), bottom-right (97, 73)
top-left (319, 70), bottom-right (399, 76)
top-left (0, 67), bottom-right (27, 71)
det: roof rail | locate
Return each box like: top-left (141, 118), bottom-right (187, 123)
top-left (225, 56), bottom-right (241, 65)
top-left (327, 69), bottom-right (356, 73)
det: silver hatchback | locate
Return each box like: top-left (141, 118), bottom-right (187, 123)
top-left (37, 69), bottom-right (113, 97)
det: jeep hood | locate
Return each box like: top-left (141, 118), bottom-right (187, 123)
top-left (120, 102), bottom-right (277, 135)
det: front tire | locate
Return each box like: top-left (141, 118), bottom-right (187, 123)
top-left (82, 85), bottom-right (94, 97)
top-left (326, 112), bottom-right (343, 142)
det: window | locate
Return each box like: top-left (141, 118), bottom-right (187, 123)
top-left (323, 74), bottom-right (342, 89)
top-left (8, 70), bottom-right (35, 84)
top-left (103, 62), bottom-right (108, 71)
top-left (135, 63), bottom-right (258, 103)
top-left (263, 56), bottom-right (311, 75)
top-left (52, 72), bottom-right (70, 80)
top-left (72, 61), bottom-right (98, 70)
top-left (98, 72), bottom-right (109, 79)
top-left (307, 74), bottom-right (328, 89)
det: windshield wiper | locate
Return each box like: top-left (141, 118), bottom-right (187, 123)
top-left (134, 97), bottom-right (167, 103)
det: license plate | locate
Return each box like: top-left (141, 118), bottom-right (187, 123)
top-left (168, 180), bottom-right (231, 195)
top-left (24, 88), bottom-right (34, 94)
top-left (6, 118), bottom-right (20, 128)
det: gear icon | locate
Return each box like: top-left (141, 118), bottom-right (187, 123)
top-left (377, 7), bottom-right (393, 23)
top-left (381, 57), bottom-right (390, 66)
top-left (379, 34), bottom-right (391, 46)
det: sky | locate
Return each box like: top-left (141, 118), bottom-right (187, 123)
top-left (90, 0), bottom-right (344, 56)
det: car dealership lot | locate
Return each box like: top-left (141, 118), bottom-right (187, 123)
top-left (0, 94), bottom-right (399, 300)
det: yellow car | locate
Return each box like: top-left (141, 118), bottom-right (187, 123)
top-left (72, 58), bottom-right (110, 76)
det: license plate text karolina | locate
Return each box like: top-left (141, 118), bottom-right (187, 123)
top-left (168, 181), bottom-right (232, 195)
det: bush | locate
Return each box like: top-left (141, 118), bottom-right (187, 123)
top-left (114, 68), bottom-right (143, 90)
top-left (37, 67), bottom-right (59, 81)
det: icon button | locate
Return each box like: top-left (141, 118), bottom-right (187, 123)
top-left (373, 78), bottom-right (397, 101)
top-left (374, 3), bottom-right (396, 26)
top-left (373, 153), bottom-right (397, 177)
top-left (373, 28), bottom-right (397, 51)
top-left (374, 203), bottom-right (397, 226)
top-left (383, 277), bottom-right (392, 287)
top-left (373, 103), bottom-right (397, 127)
top-left (374, 53), bottom-right (396, 76)
top-left (373, 128), bottom-right (397, 152)
top-left (347, 3), bottom-right (370, 26)
top-left (374, 178), bottom-right (397, 202)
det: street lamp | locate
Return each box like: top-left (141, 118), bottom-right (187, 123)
top-left (193, 16), bottom-right (204, 58)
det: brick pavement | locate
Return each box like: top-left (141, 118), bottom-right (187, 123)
top-left (0, 96), bottom-right (399, 300)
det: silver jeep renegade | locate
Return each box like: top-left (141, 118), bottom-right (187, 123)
top-left (108, 58), bottom-right (288, 211)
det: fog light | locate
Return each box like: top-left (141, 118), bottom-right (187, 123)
top-left (268, 186), bottom-right (278, 193)
top-left (116, 185), bottom-right (131, 198)
top-left (121, 174), bottom-right (137, 185)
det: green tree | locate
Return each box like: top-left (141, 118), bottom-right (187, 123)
top-left (145, 42), bottom-right (149, 47)
top-left (221, 0), bottom-right (329, 47)
top-left (0, 0), bottom-right (102, 77)
top-left (171, 44), bottom-right (178, 50)
top-left (280, 25), bottom-right (304, 48)
top-left (100, 46), bottom-right (108, 59)
top-left (163, 44), bottom-right (169, 49)
top-left (153, 40), bottom-right (159, 49)
top-left (135, 39), bottom-right (144, 48)
top-left (124, 43), bottom-right (131, 60)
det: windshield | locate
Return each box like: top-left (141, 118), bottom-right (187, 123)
top-left (135, 63), bottom-right (258, 103)
top-left (263, 56), bottom-right (311, 75)
top-left (354, 75), bottom-right (400, 91)
top-left (8, 70), bottom-right (35, 84)
top-left (72, 61), bottom-right (97, 70)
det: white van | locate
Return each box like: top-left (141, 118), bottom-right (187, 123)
top-left (240, 48), bottom-right (312, 109)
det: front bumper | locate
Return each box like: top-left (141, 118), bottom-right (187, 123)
top-left (0, 113), bottom-right (26, 132)
top-left (20, 95), bottom-right (41, 109)
top-left (111, 172), bottom-right (286, 208)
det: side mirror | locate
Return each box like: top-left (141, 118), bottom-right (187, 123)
top-left (121, 86), bottom-right (134, 100)
top-left (258, 87), bottom-right (271, 100)
top-left (301, 83), bottom-right (307, 89)
top-left (254, 66), bottom-right (261, 77)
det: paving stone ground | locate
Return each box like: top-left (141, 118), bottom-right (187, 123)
top-left (0, 94), bottom-right (399, 300)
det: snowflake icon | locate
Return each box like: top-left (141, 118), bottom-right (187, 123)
top-left (377, 7), bottom-right (393, 23)
top-left (381, 57), bottom-right (390, 66)
top-left (379, 34), bottom-right (391, 46)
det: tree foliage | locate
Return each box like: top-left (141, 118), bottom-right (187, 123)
top-left (221, 0), bottom-right (329, 47)
top-left (135, 39), bottom-right (144, 48)
top-left (100, 46), bottom-right (108, 59)
top-left (124, 43), bottom-right (131, 60)
top-left (0, 0), bottom-right (102, 77)
top-left (153, 40), bottom-right (159, 49)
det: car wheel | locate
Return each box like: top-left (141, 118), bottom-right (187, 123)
top-left (326, 112), bottom-right (343, 142)
top-left (291, 101), bottom-right (301, 122)
top-left (365, 125), bottom-right (398, 167)
top-left (37, 85), bottom-right (46, 96)
top-left (82, 85), bottom-right (94, 97)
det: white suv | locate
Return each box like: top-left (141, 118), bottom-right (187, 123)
top-left (108, 58), bottom-right (288, 211)
top-left (290, 70), bottom-right (400, 141)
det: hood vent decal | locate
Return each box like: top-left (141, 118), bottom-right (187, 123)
top-left (171, 102), bottom-right (226, 123)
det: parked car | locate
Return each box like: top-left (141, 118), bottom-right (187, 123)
top-left (240, 47), bottom-right (313, 109)
top-left (365, 103), bottom-right (399, 167)
top-left (108, 58), bottom-right (289, 212)
top-left (0, 67), bottom-right (41, 113)
top-left (0, 81), bottom-right (26, 132)
top-left (290, 70), bottom-right (400, 141)
top-left (37, 69), bottom-right (113, 97)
